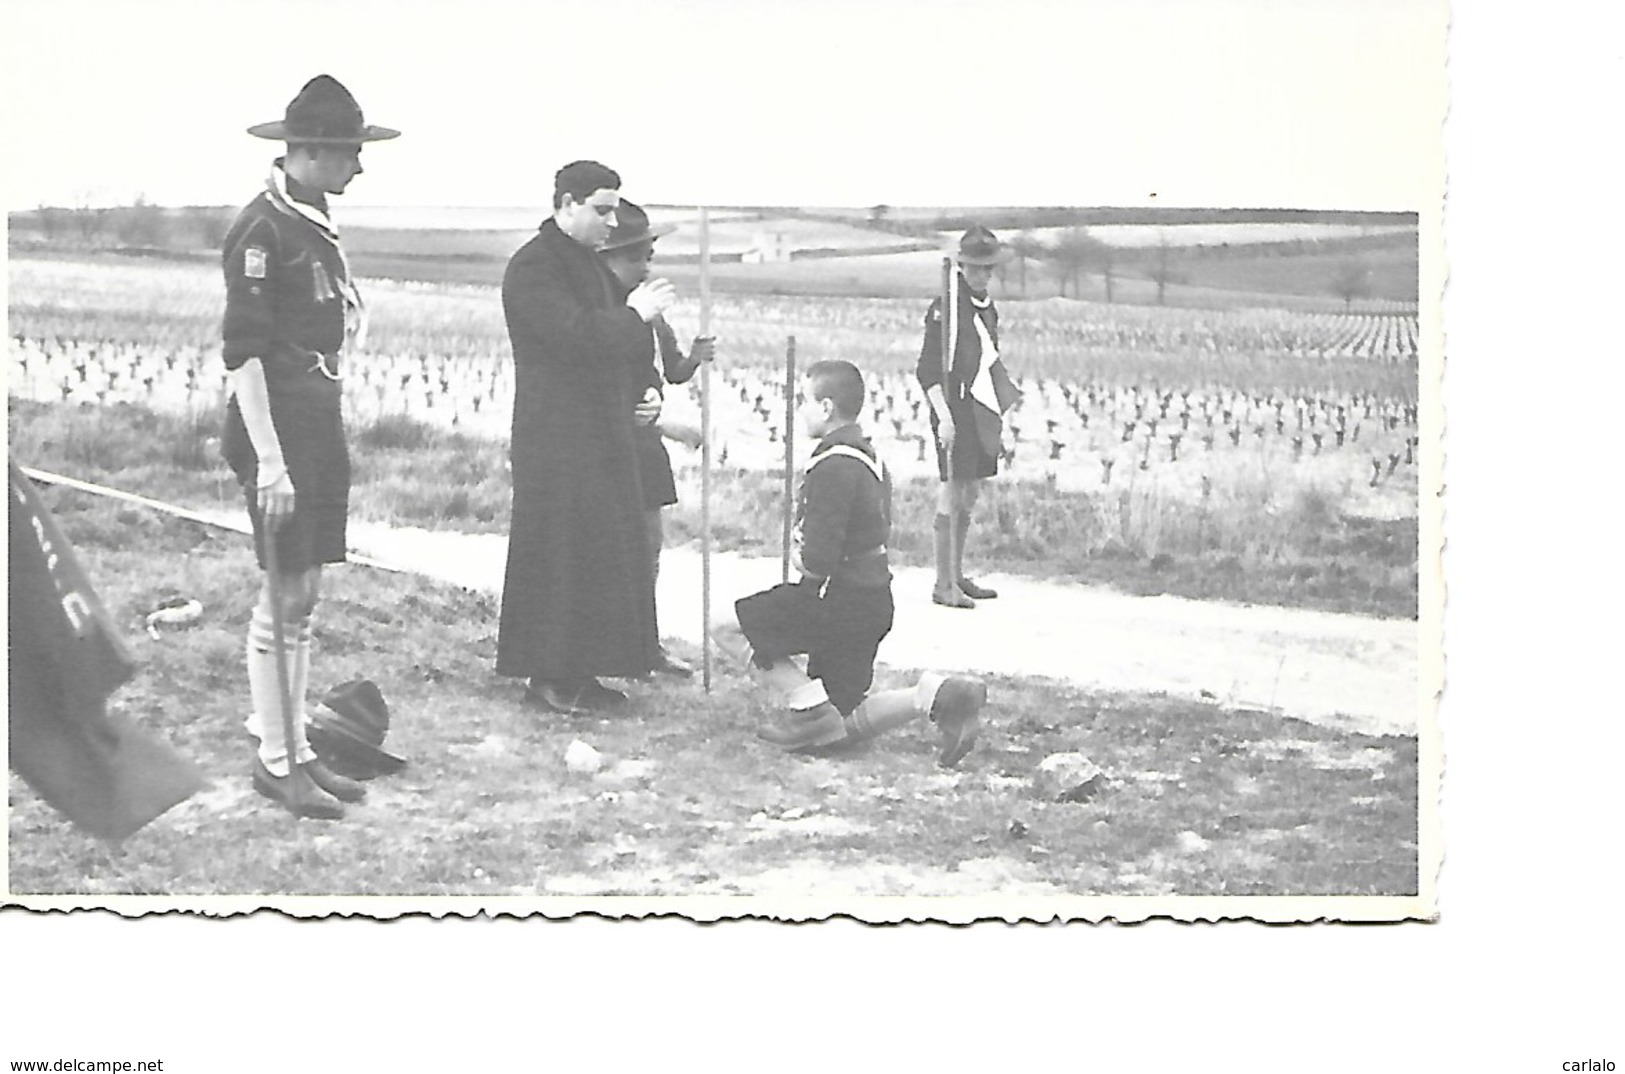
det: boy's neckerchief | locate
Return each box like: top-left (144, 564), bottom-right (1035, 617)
top-left (265, 160), bottom-right (369, 353)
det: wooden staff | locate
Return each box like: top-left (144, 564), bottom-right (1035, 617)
top-left (699, 207), bottom-right (713, 692)
top-left (782, 334), bottom-right (795, 583)
top-left (263, 533), bottom-right (311, 813)
top-left (940, 256), bottom-right (957, 564)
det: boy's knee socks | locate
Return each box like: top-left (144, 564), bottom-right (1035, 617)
top-left (244, 609), bottom-right (313, 776)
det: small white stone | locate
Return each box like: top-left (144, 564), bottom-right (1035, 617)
top-left (564, 740), bottom-right (603, 774)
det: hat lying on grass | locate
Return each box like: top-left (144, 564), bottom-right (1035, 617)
top-left (308, 678), bottom-right (407, 780)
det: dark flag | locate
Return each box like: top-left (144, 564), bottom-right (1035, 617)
top-left (8, 461), bottom-right (205, 843)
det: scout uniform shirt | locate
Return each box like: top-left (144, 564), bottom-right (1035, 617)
top-left (219, 161), bottom-right (361, 499)
top-left (795, 424), bottom-right (892, 589)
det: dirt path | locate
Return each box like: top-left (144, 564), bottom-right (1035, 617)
top-left (343, 521), bottom-right (1419, 739)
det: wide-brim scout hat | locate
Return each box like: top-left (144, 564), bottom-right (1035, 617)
top-left (599, 199), bottom-right (676, 253)
top-left (248, 75), bottom-right (401, 144)
top-left (308, 678), bottom-right (407, 780)
top-left (955, 225), bottom-right (1008, 266)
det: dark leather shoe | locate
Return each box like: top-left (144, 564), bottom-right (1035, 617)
top-left (302, 758), bottom-right (366, 802)
top-left (524, 680), bottom-right (586, 714)
top-left (578, 678), bottom-right (629, 709)
top-left (252, 758), bottom-right (345, 820)
top-left (932, 585), bottom-right (975, 609)
top-left (758, 704), bottom-right (850, 752)
top-left (929, 676), bottom-right (987, 768)
top-left (653, 651), bottom-right (695, 678)
top-left (957, 576), bottom-right (998, 600)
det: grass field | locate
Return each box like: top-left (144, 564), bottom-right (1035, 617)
top-left (6, 485), bottom-right (1420, 898)
top-left (6, 398), bottom-right (1420, 619)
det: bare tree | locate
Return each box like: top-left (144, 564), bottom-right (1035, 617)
top-left (70, 190), bottom-right (109, 244)
top-left (1146, 238), bottom-right (1186, 305)
top-left (36, 203), bottom-right (61, 241)
top-left (185, 205), bottom-right (232, 249)
top-left (1096, 240), bottom-right (1118, 303)
top-left (1047, 227), bottom-right (1100, 298)
top-left (1332, 260), bottom-right (1372, 310)
top-left (1007, 231), bottom-right (1045, 298)
top-left (115, 194), bottom-right (167, 247)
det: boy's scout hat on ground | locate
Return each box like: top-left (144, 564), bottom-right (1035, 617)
top-left (599, 200), bottom-right (676, 253)
top-left (248, 75), bottom-right (401, 144)
top-left (956, 225), bottom-right (1008, 265)
top-left (308, 678), bottom-right (407, 780)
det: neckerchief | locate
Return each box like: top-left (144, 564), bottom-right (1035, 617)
top-left (265, 161), bottom-right (368, 351)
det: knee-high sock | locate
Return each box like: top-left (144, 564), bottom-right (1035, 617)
top-left (245, 607), bottom-right (308, 776)
top-left (934, 513), bottom-right (956, 589)
top-left (842, 673), bottom-right (948, 741)
top-left (955, 509), bottom-right (974, 580)
top-left (290, 615), bottom-right (315, 766)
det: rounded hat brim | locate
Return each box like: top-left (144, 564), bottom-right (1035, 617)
top-left (600, 222), bottom-right (677, 252)
top-left (957, 249), bottom-right (1009, 266)
top-left (247, 121), bottom-right (401, 143)
top-left (308, 718), bottom-right (407, 774)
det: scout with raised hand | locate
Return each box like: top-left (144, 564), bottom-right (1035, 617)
top-left (713, 360), bottom-right (986, 766)
top-left (918, 225), bottom-right (1023, 609)
top-left (221, 75), bottom-right (398, 819)
top-left (596, 199), bottom-right (716, 679)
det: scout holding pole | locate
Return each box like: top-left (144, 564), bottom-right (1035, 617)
top-left (699, 206), bottom-right (713, 692)
top-left (782, 334), bottom-right (796, 583)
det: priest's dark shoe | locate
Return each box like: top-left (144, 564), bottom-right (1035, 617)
top-left (653, 650), bottom-right (695, 678)
top-left (578, 678), bottom-right (629, 709)
top-left (252, 758), bottom-right (345, 820)
top-left (524, 680), bottom-right (586, 714)
top-left (303, 758), bottom-right (366, 802)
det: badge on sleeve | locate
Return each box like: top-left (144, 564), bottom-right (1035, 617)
top-left (244, 247), bottom-right (267, 280)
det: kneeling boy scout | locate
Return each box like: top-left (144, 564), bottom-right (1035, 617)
top-left (716, 360), bottom-right (984, 766)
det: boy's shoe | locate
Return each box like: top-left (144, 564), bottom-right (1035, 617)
top-left (758, 704), bottom-right (849, 752)
top-left (930, 676), bottom-right (987, 768)
top-left (252, 758), bottom-right (345, 820)
top-left (957, 577), bottom-right (998, 600)
top-left (932, 585), bottom-right (976, 609)
top-left (303, 758), bottom-right (366, 803)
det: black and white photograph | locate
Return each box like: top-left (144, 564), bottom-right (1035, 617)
top-left (4, 0), bottom-right (1444, 916)
top-left (12, 0), bottom-right (1625, 1066)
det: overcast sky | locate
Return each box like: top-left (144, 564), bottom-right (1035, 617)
top-left (2, 0), bottom-right (1444, 212)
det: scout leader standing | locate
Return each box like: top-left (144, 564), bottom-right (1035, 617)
top-left (917, 225), bottom-right (1023, 609)
top-left (716, 360), bottom-right (986, 766)
top-left (596, 199), bottom-right (715, 679)
top-left (221, 75), bottom-right (398, 819)
top-left (496, 162), bottom-right (676, 713)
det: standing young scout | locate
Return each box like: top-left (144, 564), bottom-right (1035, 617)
top-left (715, 361), bottom-right (985, 766)
top-left (918, 226), bottom-right (1023, 609)
top-left (221, 76), bottom-right (397, 819)
top-left (596, 200), bottom-right (716, 678)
